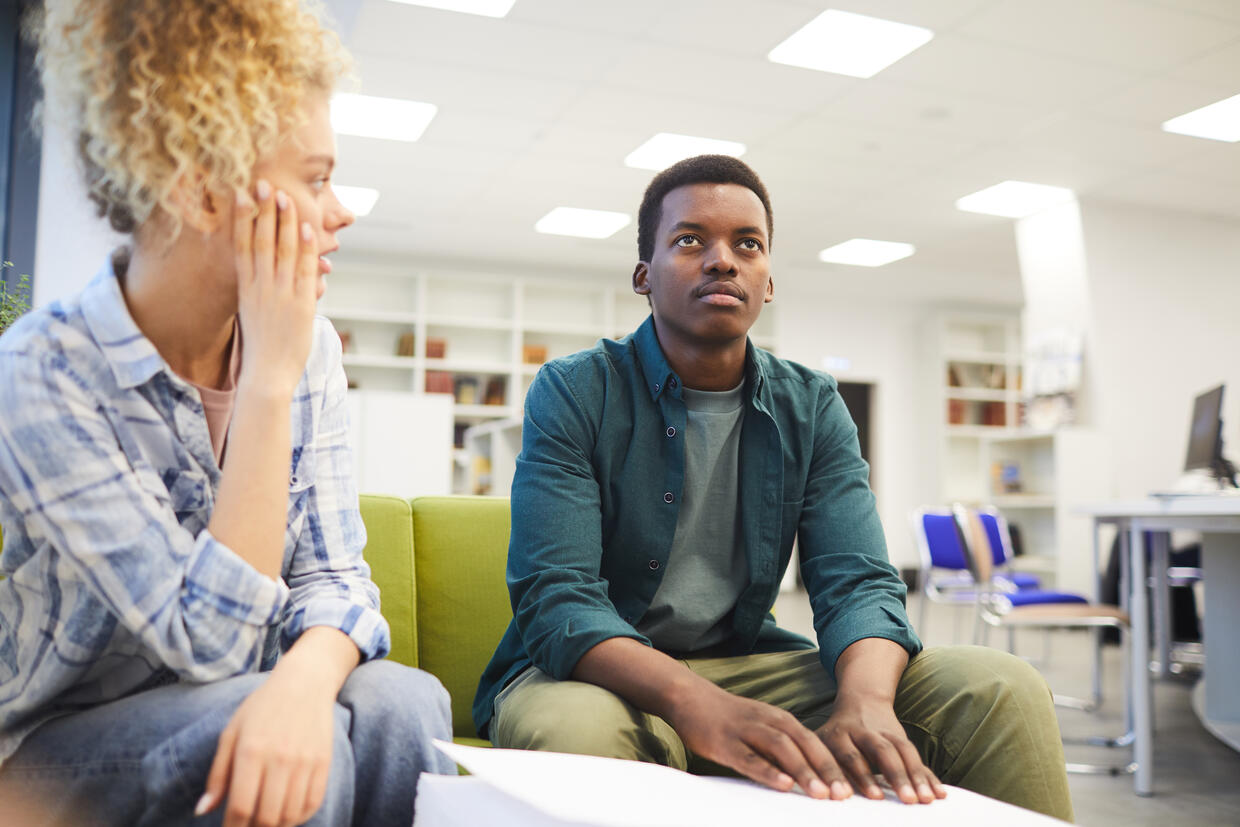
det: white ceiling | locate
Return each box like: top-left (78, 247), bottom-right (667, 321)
top-left (325, 0), bottom-right (1240, 305)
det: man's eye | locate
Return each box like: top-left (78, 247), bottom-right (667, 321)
top-left (739, 239), bottom-right (762, 251)
top-left (674, 235), bottom-right (700, 247)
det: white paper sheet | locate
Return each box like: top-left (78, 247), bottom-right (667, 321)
top-left (416, 740), bottom-right (1069, 827)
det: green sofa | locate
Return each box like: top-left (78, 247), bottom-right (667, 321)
top-left (359, 494), bottom-right (513, 748)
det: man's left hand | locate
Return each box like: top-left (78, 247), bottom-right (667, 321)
top-left (814, 696), bottom-right (947, 804)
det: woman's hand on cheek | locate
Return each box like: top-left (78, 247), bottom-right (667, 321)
top-left (234, 180), bottom-right (320, 399)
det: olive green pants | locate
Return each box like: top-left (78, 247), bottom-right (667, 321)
top-left (492, 645), bottom-right (1074, 822)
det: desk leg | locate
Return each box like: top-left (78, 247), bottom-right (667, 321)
top-left (1130, 522), bottom-right (1153, 795)
top-left (1151, 531), bottom-right (1172, 679)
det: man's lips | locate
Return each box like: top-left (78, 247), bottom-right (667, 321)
top-left (697, 282), bottom-right (744, 306)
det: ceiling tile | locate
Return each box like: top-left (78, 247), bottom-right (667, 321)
top-left (959, 0), bottom-right (1240, 72)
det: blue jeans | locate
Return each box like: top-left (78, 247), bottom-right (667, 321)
top-left (0, 659), bottom-right (456, 826)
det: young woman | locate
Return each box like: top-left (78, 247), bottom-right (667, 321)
top-left (0, 2), bottom-right (454, 824)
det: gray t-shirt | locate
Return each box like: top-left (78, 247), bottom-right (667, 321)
top-left (636, 380), bottom-right (748, 653)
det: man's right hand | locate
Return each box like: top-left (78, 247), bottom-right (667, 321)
top-left (664, 682), bottom-right (853, 800)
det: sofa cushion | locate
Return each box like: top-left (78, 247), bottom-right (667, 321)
top-left (412, 496), bottom-right (512, 740)
top-left (359, 494), bottom-right (418, 668)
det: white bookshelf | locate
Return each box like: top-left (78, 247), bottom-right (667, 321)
top-left (322, 264), bottom-right (778, 493)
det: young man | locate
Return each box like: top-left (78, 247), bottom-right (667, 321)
top-left (474, 155), bottom-right (1073, 821)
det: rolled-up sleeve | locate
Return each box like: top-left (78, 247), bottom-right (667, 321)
top-left (796, 379), bottom-right (921, 676)
top-left (278, 323), bottom-right (390, 662)
top-left (0, 351), bottom-right (286, 681)
top-left (507, 364), bottom-right (648, 681)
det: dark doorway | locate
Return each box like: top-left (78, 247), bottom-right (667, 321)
top-left (837, 381), bottom-right (874, 486)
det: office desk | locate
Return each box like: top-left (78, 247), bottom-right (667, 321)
top-left (1078, 496), bottom-right (1240, 796)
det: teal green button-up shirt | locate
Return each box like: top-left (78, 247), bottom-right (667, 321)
top-left (473, 316), bottom-right (920, 736)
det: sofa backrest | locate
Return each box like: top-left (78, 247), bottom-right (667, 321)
top-left (411, 496), bottom-right (512, 740)
top-left (359, 494), bottom-right (419, 668)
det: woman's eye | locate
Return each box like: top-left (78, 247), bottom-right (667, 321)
top-left (674, 235), bottom-right (700, 247)
top-left (311, 177), bottom-right (328, 192)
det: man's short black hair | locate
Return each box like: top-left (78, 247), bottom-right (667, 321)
top-left (636, 154), bottom-right (773, 262)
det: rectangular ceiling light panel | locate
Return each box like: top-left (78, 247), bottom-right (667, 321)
top-left (385, 0), bottom-right (516, 17)
top-left (623, 133), bottom-right (747, 171)
top-left (535, 207), bottom-right (631, 239)
top-left (768, 9), bottom-right (934, 78)
top-left (331, 93), bottom-right (438, 142)
top-left (1162, 93), bottom-right (1240, 142)
top-left (955, 181), bottom-right (1075, 218)
top-left (818, 238), bottom-right (915, 267)
top-left (333, 185), bottom-right (381, 217)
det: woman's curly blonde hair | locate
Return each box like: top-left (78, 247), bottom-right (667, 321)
top-left (33, 0), bottom-right (351, 238)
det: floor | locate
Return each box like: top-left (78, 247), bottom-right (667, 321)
top-left (772, 589), bottom-right (1240, 826)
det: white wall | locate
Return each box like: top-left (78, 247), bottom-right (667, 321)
top-left (774, 285), bottom-right (940, 569)
top-left (1078, 200), bottom-right (1240, 497)
top-left (33, 120), bottom-right (125, 307)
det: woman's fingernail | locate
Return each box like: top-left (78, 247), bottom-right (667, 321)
top-left (194, 792), bottom-right (214, 816)
top-left (255, 179), bottom-right (271, 200)
top-left (301, 222), bottom-right (313, 242)
top-left (275, 190), bottom-right (289, 211)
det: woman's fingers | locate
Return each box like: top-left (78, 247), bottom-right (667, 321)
top-left (274, 189), bottom-right (298, 286)
top-left (296, 221), bottom-right (319, 298)
top-left (252, 179), bottom-right (276, 285)
top-left (233, 189), bottom-right (256, 288)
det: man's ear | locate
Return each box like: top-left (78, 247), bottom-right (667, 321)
top-left (764, 274), bottom-right (774, 304)
top-left (632, 262), bottom-right (651, 296)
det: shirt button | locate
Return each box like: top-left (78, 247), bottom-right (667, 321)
top-left (665, 426), bottom-right (676, 438)
top-left (653, 383), bottom-right (660, 392)
top-left (663, 492), bottom-right (674, 504)
top-left (668, 377), bottom-right (678, 389)
top-left (289, 475), bottom-right (298, 486)
top-left (648, 560), bottom-right (660, 571)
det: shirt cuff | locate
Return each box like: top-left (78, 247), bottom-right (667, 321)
top-left (819, 605), bottom-right (922, 674)
top-left (186, 529), bottom-right (289, 627)
top-left (281, 597), bottom-right (392, 663)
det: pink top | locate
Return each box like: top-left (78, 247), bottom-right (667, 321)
top-left (188, 323), bottom-right (243, 466)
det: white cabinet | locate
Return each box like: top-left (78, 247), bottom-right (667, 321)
top-left (346, 390), bottom-right (454, 498)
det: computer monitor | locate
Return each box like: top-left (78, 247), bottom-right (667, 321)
top-left (1184, 384), bottom-right (1237, 487)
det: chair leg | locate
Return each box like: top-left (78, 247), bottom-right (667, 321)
top-left (1091, 627), bottom-right (1104, 709)
top-left (918, 584), bottom-right (929, 637)
top-left (1007, 626), bottom-right (1016, 655)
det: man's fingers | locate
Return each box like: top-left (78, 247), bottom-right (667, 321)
top-left (199, 723), bottom-right (238, 817)
top-left (829, 734), bottom-right (884, 800)
top-left (274, 190), bottom-right (298, 286)
top-left (733, 746), bottom-right (796, 792)
top-left (780, 721), bottom-right (851, 799)
top-left (252, 178), bottom-right (276, 285)
top-left (893, 738), bottom-right (946, 803)
top-left (859, 734), bottom-right (915, 804)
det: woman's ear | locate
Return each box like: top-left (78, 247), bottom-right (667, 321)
top-left (168, 171), bottom-right (225, 234)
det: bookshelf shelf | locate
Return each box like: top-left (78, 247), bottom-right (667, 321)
top-left (326, 268), bottom-right (778, 493)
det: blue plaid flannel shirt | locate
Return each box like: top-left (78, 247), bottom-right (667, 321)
top-left (0, 257), bottom-right (390, 763)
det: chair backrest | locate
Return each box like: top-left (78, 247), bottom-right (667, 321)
top-left (952, 504), bottom-right (994, 585)
top-left (359, 494), bottom-right (419, 668)
top-left (976, 507), bottom-right (1015, 567)
top-left (412, 496), bottom-right (513, 740)
top-left (910, 507), bottom-right (972, 572)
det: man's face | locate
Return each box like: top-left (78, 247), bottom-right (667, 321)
top-left (633, 182), bottom-right (773, 347)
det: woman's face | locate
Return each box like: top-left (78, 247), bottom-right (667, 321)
top-left (249, 92), bottom-right (354, 299)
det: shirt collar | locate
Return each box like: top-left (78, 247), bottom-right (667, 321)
top-left (632, 313), bottom-right (768, 403)
top-left (80, 251), bottom-right (168, 390)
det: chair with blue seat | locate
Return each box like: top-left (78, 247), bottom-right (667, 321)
top-left (976, 506), bottom-right (1042, 592)
top-left (955, 504), bottom-right (1128, 714)
top-left (909, 507), bottom-right (984, 642)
